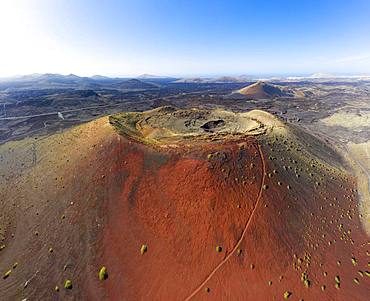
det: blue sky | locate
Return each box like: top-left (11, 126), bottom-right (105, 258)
top-left (1, 0), bottom-right (370, 76)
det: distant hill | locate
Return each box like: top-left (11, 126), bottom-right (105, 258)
top-left (309, 72), bottom-right (335, 79)
top-left (174, 77), bottom-right (210, 83)
top-left (0, 74), bottom-right (161, 91)
top-left (91, 75), bottom-right (112, 80)
top-left (174, 75), bottom-right (254, 83)
top-left (137, 74), bottom-right (167, 79)
top-left (0, 73), bottom-right (96, 90)
top-left (237, 81), bottom-right (305, 99)
top-left (137, 74), bottom-right (178, 84)
top-left (112, 78), bottom-right (158, 90)
top-left (210, 76), bottom-right (252, 83)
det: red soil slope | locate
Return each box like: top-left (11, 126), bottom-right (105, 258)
top-left (0, 109), bottom-right (368, 301)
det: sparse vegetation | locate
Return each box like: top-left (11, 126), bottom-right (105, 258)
top-left (140, 244), bottom-right (148, 255)
top-left (3, 270), bottom-right (11, 279)
top-left (99, 266), bottom-right (108, 280)
top-left (300, 271), bottom-right (311, 288)
top-left (0, 84), bottom-right (368, 301)
top-left (283, 291), bottom-right (292, 299)
top-left (64, 279), bottom-right (73, 289)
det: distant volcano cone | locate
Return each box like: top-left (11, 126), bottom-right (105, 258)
top-left (238, 81), bottom-right (305, 99)
top-left (0, 107), bottom-right (367, 300)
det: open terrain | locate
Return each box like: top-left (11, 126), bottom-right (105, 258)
top-left (0, 74), bottom-right (369, 300)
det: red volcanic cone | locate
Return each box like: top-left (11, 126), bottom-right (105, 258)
top-left (0, 107), bottom-right (368, 301)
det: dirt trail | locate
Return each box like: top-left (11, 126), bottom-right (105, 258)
top-left (184, 143), bottom-right (266, 300)
top-left (1, 108), bottom-right (369, 300)
top-left (347, 142), bottom-right (370, 235)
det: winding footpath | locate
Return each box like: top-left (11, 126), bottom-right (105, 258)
top-left (184, 142), bottom-right (266, 300)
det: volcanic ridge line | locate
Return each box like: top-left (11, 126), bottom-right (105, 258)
top-left (184, 142), bottom-right (266, 300)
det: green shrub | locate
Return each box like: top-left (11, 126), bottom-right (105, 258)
top-left (3, 270), bottom-right (11, 279)
top-left (283, 291), bottom-right (292, 299)
top-left (99, 266), bottom-right (108, 280)
top-left (64, 279), bottom-right (72, 289)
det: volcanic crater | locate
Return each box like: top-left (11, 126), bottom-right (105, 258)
top-left (0, 107), bottom-right (368, 300)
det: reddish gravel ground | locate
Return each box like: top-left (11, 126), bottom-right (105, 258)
top-left (0, 111), bottom-right (369, 301)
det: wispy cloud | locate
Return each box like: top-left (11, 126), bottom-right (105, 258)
top-left (332, 54), bottom-right (370, 63)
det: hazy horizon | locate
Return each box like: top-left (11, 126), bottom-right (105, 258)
top-left (1, 0), bottom-right (370, 77)
top-left (2, 71), bottom-right (370, 80)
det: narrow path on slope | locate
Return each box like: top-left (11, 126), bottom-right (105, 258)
top-left (345, 145), bottom-right (370, 235)
top-left (184, 142), bottom-right (266, 300)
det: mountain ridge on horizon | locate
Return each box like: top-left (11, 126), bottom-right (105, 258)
top-left (2, 72), bottom-right (370, 82)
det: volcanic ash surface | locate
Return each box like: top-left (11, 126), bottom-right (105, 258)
top-left (0, 107), bottom-right (368, 301)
